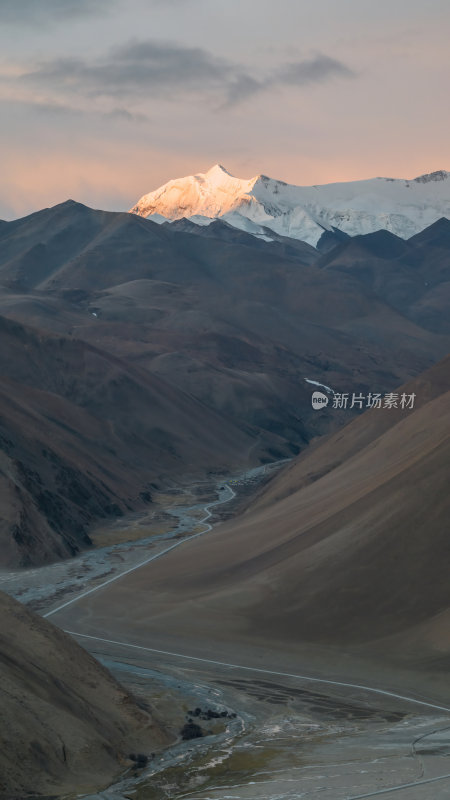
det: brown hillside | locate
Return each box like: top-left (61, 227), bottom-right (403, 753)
top-left (0, 591), bottom-right (168, 798)
top-left (58, 356), bottom-right (450, 694)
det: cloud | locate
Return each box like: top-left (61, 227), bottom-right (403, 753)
top-left (145, 0), bottom-right (199, 3)
top-left (223, 54), bottom-right (355, 107)
top-left (275, 55), bottom-right (355, 86)
top-left (0, 0), bottom-right (112, 24)
top-left (104, 107), bottom-right (149, 123)
top-left (0, 97), bottom-right (149, 129)
top-left (20, 41), bottom-right (235, 100)
top-left (225, 74), bottom-right (266, 106)
top-left (13, 40), bottom-right (355, 112)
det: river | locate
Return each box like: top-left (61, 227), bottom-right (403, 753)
top-left (1, 459), bottom-right (450, 799)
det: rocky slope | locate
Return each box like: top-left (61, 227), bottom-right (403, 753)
top-left (0, 315), bottom-right (259, 567)
top-left (0, 590), bottom-right (168, 798)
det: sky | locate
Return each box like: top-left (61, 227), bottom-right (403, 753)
top-left (0, 0), bottom-right (449, 218)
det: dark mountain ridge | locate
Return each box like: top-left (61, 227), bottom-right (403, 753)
top-left (0, 202), bottom-right (449, 566)
top-left (0, 314), bottom-right (265, 566)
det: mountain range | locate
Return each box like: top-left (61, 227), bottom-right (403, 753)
top-left (0, 171), bottom-right (449, 796)
top-left (0, 183), bottom-right (449, 567)
top-left (130, 164), bottom-right (450, 246)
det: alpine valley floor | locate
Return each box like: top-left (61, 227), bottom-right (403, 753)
top-left (32, 357), bottom-right (450, 798)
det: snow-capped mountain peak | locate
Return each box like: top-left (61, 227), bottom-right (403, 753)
top-left (130, 164), bottom-right (258, 221)
top-left (130, 165), bottom-right (450, 246)
top-left (413, 169), bottom-right (449, 184)
top-left (206, 163), bottom-right (234, 179)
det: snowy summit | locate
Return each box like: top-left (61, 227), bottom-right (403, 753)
top-left (129, 165), bottom-right (450, 247)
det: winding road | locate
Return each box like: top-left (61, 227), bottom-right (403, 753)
top-left (65, 629), bottom-right (450, 716)
top-left (43, 474), bottom-right (450, 799)
top-left (44, 482), bottom-right (236, 619)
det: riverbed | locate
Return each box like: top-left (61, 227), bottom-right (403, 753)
top-left (76, 642), bottom-right (450, 800)
top-left (0, 461), bottom-right (281, 615)
top-left (2, 459), bottom-right (450, 799)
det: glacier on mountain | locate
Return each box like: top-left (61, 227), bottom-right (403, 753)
top-left (130, 164), bottom-right (450, 247)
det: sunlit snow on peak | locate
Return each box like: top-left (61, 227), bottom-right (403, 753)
top-left (130, 165), bottom-right (450, 247)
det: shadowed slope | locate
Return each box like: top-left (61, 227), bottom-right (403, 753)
top-left (0, 315), bottom-right (262, 567)
top-left (0, 591), bottom-right (168, 798)
top-left (56, 356), bottom-right (450, 695)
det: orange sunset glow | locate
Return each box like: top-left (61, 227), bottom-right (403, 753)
top-left (0, 0), bottom-right (448, 217)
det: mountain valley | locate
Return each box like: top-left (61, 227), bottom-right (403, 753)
top-left (0, 198), bottom-right (449, 566)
